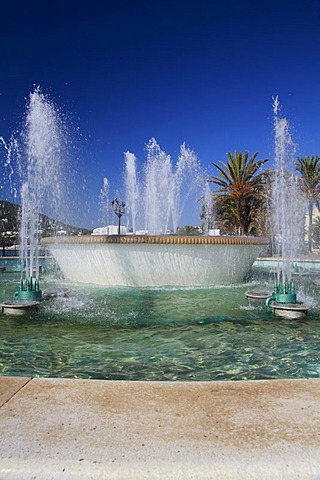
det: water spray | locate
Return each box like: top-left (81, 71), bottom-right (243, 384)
top-left (264, 97), bottom-right (307, 318)
top-left (1, 86), bottom-right (67, 313)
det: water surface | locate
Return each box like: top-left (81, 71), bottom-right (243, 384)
top-left (1, 269), bottom-right (319, 381)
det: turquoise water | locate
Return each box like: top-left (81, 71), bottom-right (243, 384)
top-left (0, 268), bottom-right (320, 381)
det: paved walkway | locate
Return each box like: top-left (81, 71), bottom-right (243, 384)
top-left (1, 377), bottom-right (320, 479)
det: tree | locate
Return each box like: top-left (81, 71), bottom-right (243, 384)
top-left (295, 156), bottom-right (320, 253)
top-left (312, 216), bottom-right (320, 249)
top-left (208, 151), bottom-right (269, 235)
top-left (177, 225), bottom-right (201, 235)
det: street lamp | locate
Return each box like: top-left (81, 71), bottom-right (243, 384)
top-left (112, 198), bottom-right (126, 235)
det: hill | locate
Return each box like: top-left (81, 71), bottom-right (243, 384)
top-left (0, 199), bottom-right (92, 250)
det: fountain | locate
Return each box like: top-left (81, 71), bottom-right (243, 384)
top-left (265, 97), bottom-right (308, 318)
top-left (42, 234), bottom-right (266, 287)
top-left (1, 87), bottom-right (68, 313)
top-left (0, 89), bottom-right (319, 381)
top-left (42, 138), bottom-right (267, 287)
top-left (1, 87), bottom-right (267, 290)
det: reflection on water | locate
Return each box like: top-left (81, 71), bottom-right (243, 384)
top-left (0, 270), bottom-right (320, 381)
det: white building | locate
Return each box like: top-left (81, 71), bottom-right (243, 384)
top-left (92, 225), bottom-right (127, 236)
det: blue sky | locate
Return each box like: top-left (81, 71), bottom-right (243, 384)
top-left (0, 0), bottom-right (320, 229)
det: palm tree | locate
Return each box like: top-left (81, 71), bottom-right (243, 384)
top-left (209, 151), bottom-right (268, 235)
top-left (295, 156), bottom-right (320, 253)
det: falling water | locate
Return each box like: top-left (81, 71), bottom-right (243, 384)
top-left (122, 138), bottom-right (202, 235)
top-left (272, 96), bottom-right (305, 282)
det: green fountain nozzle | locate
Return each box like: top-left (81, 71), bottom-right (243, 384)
top-left (265, 277), bottom-right (298, 308)
top-left (14, 276), bottom-right (43, 301)
top-left (273, 278), bottom-right (297, 303)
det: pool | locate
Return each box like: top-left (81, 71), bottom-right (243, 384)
top-left (0, 268), bottom-right (320, 381)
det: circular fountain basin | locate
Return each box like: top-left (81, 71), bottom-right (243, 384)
top-left (41, 235), bottom-right (268, 288)
top-left (1, 299), bottom-right (40, 316)
top-left (245, 290), bottom-right (272, 301)
top-left (271, 302), bottom-right (308, 319)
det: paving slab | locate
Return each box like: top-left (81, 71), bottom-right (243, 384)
top-left (0, 377), bottom-right (320, 479)
top-left (0, 376), bottom-right (31, 407)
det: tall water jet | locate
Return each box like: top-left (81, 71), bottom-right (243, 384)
top-left (122, 139), bottom-right (202, 234)
top-left (203, 182), bottom-right (215, 234)
top-left (143, 138), bottom-right (173, 234)
top-left (99, 177), bottom-right (111, 227)
top-left (5, 87), bottom-right (68, 300)
top-left (265, 97), bottom-right (307, 317)
top-left (171, 143), bottom-right (201, 233)
top-left (124, 151), bottom-right (139, 233)
top-left (272, 96), bottom-right (304, 276)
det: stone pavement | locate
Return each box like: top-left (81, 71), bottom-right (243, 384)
top-left (0, 377), bottom-right (320, 479)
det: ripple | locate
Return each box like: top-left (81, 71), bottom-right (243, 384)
top-left (1, 272), bottom-right (320, 380)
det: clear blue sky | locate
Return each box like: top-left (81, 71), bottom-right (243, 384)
top-left (0, 0), bottom-right (320, 229)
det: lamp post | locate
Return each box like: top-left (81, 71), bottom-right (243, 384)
top-left (112, 198), bottom-right (126, 235)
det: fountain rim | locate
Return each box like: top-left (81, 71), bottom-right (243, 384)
top-left (41, 234), bottom-right (268, 246)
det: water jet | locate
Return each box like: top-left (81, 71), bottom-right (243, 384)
top-left (265, 97), bottom-right (308, 318)
top-left (1, 87), bottom-right (67, 307)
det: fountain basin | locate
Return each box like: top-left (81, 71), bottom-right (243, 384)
top-left (245, 290), bottom-right (272, 301)
top-left (270, 302), bottom-right (308, 319)
top-left (41, 235), bottom-right (267, 287)
top-left (1, 299), bottom-right (40, 316)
